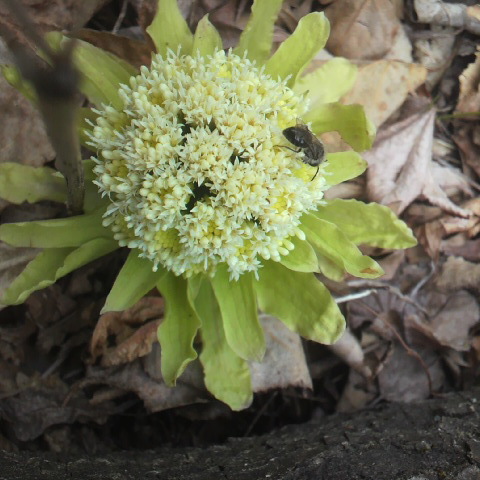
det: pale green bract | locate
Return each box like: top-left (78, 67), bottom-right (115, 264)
top-left (0, 0), bottom-right (416, 410)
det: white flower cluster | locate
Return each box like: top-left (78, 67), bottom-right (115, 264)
top-left (89, 50), bottom-right (328, 279)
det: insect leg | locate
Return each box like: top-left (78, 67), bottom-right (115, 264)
top-left (275, 145), bottom-right (302, 154)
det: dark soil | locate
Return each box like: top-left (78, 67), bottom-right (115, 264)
top-left (2, 387), bottom-right (480, 480)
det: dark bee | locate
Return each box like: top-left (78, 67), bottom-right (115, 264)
top-left (282, 122), bottom-right (325, 180)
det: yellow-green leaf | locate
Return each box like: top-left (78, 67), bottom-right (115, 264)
top-left (46, 32), bottom-right (137, 109)
top-left (210, 265), bottom-right (265, 362)
top-left (323, 151), bottom-right (367, 186)
top-left (83, 179), bottom-right (107, 214)
top-left (254, 261), bottom-right (345, 344)
top-left (1, 65), bottom-right (36, 103)
top-left (157, 271), bottom-right (200, 386)
top-left (102, 250), bottom-right (166, 313)
top-left (315, 199), bottom-right (417, 249)
top-left (147, 0), bottom-right (193, 57)
top-left (233, 0), bottom-right (283, 64)
top-left (192, 15), bottom-right (222, 57)
top-left (294, 57), bottom-right (358, 107)
top-left (1, 238), bottom-right (117, 305)
top-left (316, 254), bottom-right (346, 282)
top-left (280, 236), bottom-right (318, 273)
top-left (265, 12), bottom-right (330, 86)
top-left (0, 163), bottom-right (67, 204)
top-left (193, 277), bottom-right (252, 410)
top-left (301, 213), bottom-right (384, 279)
top-left (0, 209), bottom-right (112, 248)
top-left (305, 102), bottom-right (376, 151)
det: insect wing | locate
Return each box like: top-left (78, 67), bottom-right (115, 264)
top-left (282, 126), bottom-right (310, 148)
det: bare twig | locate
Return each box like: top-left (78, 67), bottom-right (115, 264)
top-left (112, 0), bottom-right (129, 34)
top-left (345, 280), bottom-right (430, 316)
top-left (335, 289), bottom-right (376, 304)
top-left (0, 0), bottom-right (84, 214)
top-left (414, 0), bottom-right (480, 35)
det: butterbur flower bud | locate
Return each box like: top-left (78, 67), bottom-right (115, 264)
top-left (89, 50), bottom-right (329, 280)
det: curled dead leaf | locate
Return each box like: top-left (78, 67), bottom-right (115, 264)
top-left (90, 297), bottom-right (164, 364)
top-left (414, 0), bottom-right (480, 36)
top-left (457, 47), bottom-right (480, 114)
top-left (328, 328), bottom-right (371, 378)
top-left (100, 319), bottom-right (160, 367)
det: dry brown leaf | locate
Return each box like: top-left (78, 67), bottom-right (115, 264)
top-left (468, 5), bottom-right (480, 22)
top-left (404, 287), bottom-right (479, 353)
top-left (205, 0), bottom-right (249, 50)
top-left (0, 311), bottom-right (36, 366)
top-left (325, 0), bottom-right (401, 60)
top-left (0, 243), bottom-right (40, 311)
top-left (414, 220), bottom-right (446, 260)
top-left (413, 25), bottom-right (456, 90)
top-left (250, 315), bottom-right (312, 392)
top-left (472, 336), bottom-right (480, 363)
top-left (278, 0), bottom-right (315, 31)
top-left (384, 19), bottom-right (413, 63)
top-left (0, 77), bottom-right (55, 168)
top-left (101, 319), bottom-right (160, 367)
top-left (90, 297), bottom-right (164, 363)
top-left (336, 369), bottom-right (376, 412)
top-left (415, 198), bottom-right (480, 260)
top-left (403, 314), bottom-right (442, 350)
top-left (328, 328), bottom-right (371, 377)
top-left (84, 357), bottom-right (208, 413)
top-left (130, 0), bottom-right (157, 33)
top-left (89, 313), bottom-right (313, 412)
top-left (440, 217), bottom-right (478, 238)
top-left (440, 213), bottom-right (480, 238)
top-left (377, 343), bottom-right (444, 402)
top-left (0, 0), bottom-right (109, 34)
top-left (342, 60), bottom-right (427, 128)
top-left (431, 163), bottom-right (472, 199)
top-left (457, 47), bottom-right (480, 114)
top-left (364, 103), bottom-right (471, 217)
top-left (442, 238), bottom-right (480, 262)
top-left (441, 349), bottom-right (469, 381)
top-left (454, 124), bottom-right (480, 179)
top-left (323, 181), bottom-right (364, 201)
top-left (36, 298), bottom-right (99, 352)
top-left (429, 290), bottom-right (479, 351)
top-left (134, 0), bottom-right (247, 50)
top-left (366, 106), bottom-right (435, 212)
top-left (436, 256), bottom-right (480, 291)
top-left (377, 250), bottom-right (406, 280)
top-left (1, 373), bottom-right (113, 442)
top-left (341, 270), bottom-right (463, 407)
